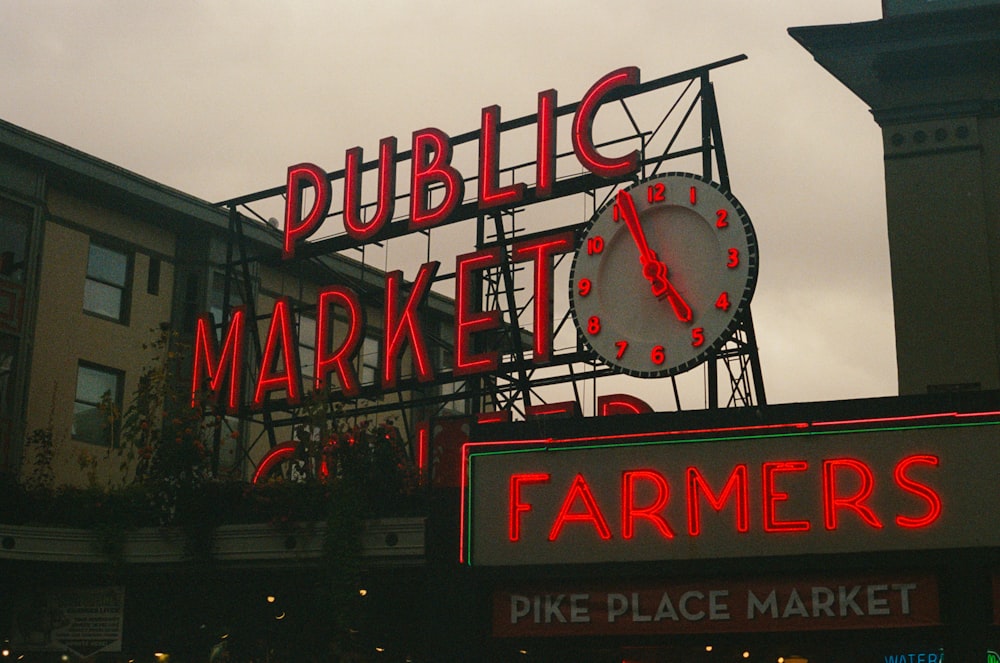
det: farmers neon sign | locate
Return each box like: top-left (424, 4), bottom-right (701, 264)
top-left (462, 411), bottom-right (1000, 565)
top-left (504, 455), bottom-right (942, 546)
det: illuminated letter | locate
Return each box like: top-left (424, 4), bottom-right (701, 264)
top-left (343, 137), bottom-right (397, 241)
top-left (509, 473), bottom-right (550, 541)
top-left (761, 461), bottom-right (811, 533)
top-left (622, 470), bottom-right (674, 539)
top-left (894, 454), bottom-right (942, 528)
top-left (454, 248), bottom-right (501, 376)
top-left (191, 308), bottom-right (245, 413)
top-left (409, 128), bottom-right (464, 230)
top-left (511, 231), bottom-right (574, 363)
top-left (536, 89), bottom-right (557, 199)
top-left (572, 67), bottom-right (641, 179)
top-left (548, 474), bottom-right (613, 541)
top-left (416, 422), bottom-right (430, 476)
top-left (283, 163), bottom-right (331, 259)
top-left (598, 394), bottom-right (654, 416)
top-left (686, 465), bottom-right (750, 536)
top-left (822, 458), bottom-right (883, 530)
top-left (526, 401), bottom-right (581, 419)
top-left (253, 297), bottom-right (303, 408)
top-left (382, 261), bottom-right (440, 389)
top-left (252, 442), bottom-right (296, 485)
top-left (479, 105), bottom-right (526, 210)
top-left (314, 285), bottom-right (364, 397)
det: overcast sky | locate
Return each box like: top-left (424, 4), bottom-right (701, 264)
top-left (0, 1), bottom-right (896, 410)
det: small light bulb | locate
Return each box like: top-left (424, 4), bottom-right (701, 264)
top-left (266, 595), bottom-right (276, 603)
top-left (743, 651), bottom-right (750, 659)
top-left (359, 588), bottom-right (368, 597)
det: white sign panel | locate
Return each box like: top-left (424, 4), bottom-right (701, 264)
top-left (12, 586), bottom-right (125, 656)
top-left (464, 413), bottom-right (1000, 566)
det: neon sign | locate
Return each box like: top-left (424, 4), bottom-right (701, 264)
top-left (463, 411), bottom-right (1000, 565)
top-left (493, 573), bottom-right (940, 637)
top-left (504, 455), bottom-right (940, 545)
top-left (281, 67), bottom-right (639, 258)
top-left (192, 67), bottom-right (651, 413)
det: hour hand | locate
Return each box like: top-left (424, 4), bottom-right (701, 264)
top-left (616, 190), bottom-right (692, 322)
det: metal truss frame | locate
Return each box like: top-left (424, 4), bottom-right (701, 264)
top-left (213, 55), bottom-right (765, 475)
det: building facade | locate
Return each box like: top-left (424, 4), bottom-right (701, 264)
top-left (1, 2), bottom-right (999, 662)
top-left (0, 119), bottom-right (460, 489)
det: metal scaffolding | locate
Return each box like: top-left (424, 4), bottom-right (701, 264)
top-left (212, 55), bottom-right (766, 476)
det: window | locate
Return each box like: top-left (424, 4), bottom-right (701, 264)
top-left (83, 242), bottom-right (130, 322)
top-left (73, 362), bottom-right (123, 446)
top-left (146, 257), bottom-right (160, 295)
top-left (0, 197), bottom-right (32, 284)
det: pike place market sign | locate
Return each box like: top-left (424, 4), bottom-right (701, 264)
top-left (493, 573), bottom-right (939, 637)
top-left (462, 411), bottom-right (1000, 566)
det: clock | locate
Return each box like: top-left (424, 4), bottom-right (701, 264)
top-left (568, 172), bottom-right (758, 377)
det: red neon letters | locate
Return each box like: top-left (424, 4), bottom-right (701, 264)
top-left (510, 473), bottom-right (550, 542)
top-left (344, 137), bottom-right (397, 241)
top-left (383, 262), bottom-right (440, 389)
top-left (192, 307), bottom-right (246, 413)
top-left (506, 456), bottom-right (942, 543)
top-left (893, 455), bottom-right (942, 528)
top-left (455, 248), bottom-right (502, 376)
top-left (283, 163), bottom-right (331, 260)
top-left (192, 227), bottom-right (576, 409)
top-left (282, 67), bottom-right (642, 257)
top-left (548, 474), bottom-right (613, 542)
top-left (511, 232), bottom-right (574, 363)
top-left (410, 128), bottom-right (464, 230)
top-left (572, 67), bottom-right (641, 179)
top-left (479, 105), bottom-right (526, 210)
top-left (253, 297), bottom-right (303, 408)
top-left (314, 285), bottom-right (364, 397)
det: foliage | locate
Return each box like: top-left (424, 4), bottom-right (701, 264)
top-left (122, 324), bottom-right (213, 489)
top-left (4, 324), bottom-right (422, 605)
top-left (21, 426), bottom-right (55, 492)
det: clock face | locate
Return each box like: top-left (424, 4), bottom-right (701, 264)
top-left (569, 172), bottom-right (758, 377)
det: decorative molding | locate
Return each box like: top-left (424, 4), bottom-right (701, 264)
top-left (0, 517), bottom-right (425, 566)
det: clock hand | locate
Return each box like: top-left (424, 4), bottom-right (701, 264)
top-left (616, 189), bottom-right (692, 322)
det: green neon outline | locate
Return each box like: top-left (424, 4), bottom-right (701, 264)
top-left (462, 417), bottom-right (1000, 565)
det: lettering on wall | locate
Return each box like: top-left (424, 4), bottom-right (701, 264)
top-left (492, 574), bottom-right (939, 637)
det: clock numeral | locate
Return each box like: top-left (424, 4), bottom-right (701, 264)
top-left (651, 345), bottom-right (666, 365)
top-left (689, 186), bottom-right (698, 205)
top-left (612, 202), bottom-right (622, 222)
top-left (615, 340), bottom-right (628, 359)
top-left (716, 209), bottom-right (729, 228)
top-left (647, 182), bottom-right (665, 203)
top-left (577, 278), bottom-right (592, 297)
top-left (715, 292), bottom-right (731, 311)
top-left (727, 248), bottom-right (740, 268)
top-left (587, 316), bottom-right (601, 335)
top-left (587, 236), bottom-right (604, 255)
top-left (692, 327), bottom-right (705, 347)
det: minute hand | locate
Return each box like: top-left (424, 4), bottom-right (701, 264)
top-left (616, 189), bottom-right (692, 323)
